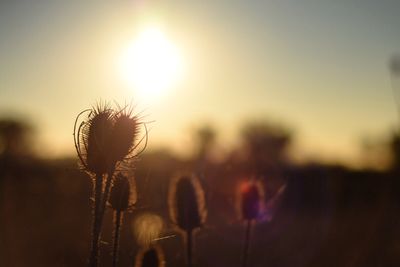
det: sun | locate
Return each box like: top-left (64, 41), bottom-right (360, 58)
top-left (119, 26), bottom-right (184, 100)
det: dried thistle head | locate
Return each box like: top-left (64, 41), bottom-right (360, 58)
top-left (134, 245), bottom-right (165, 267)
top-left (109, 106), bottom-right (139, 164)
top-left (74, 103), bottom-right (114, 174)
top-left (168, 174), bottom-right (207, 232)
top-left (239, 180), bottom-right (264, 221)
top-left (109, 173), bottom-right (137, 212)
top-left (74, 102), bottom-right (148, 174)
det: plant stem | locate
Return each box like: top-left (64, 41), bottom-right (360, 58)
top-left (187, 229), bottom-right (193, 267)
top-left (98, 169), bottom-right (115, 225)
top-left (100, 171), bottom-right (115, 221)
top-left (112, 210), bottom-right (123, 267)
top-left (89, 173), bottom-right (103, 267)
top-left (241, 220), bottom-right (252, 267)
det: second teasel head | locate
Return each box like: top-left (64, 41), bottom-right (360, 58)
top-left (109, 106), bottom-right (140, 164)
top-left (168, 174), bottom-right (207, 232)
top-left (109, 173), bottom-right (137, 212)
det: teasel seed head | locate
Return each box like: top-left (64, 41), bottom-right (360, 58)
top-left (239, 180), bottom-right (264, 221)
top-left (110, 108), bottom-right (139, 164)
top-left (74, 102), bottom-right (148, 175)
top-left (109, 173), bottom-right (136, 212)
top-left (168, 174), bottom-right (207, 232)
top-left (134, 245), bottom-right (165, 267)
top-left (83, 105), bottom-right (113, 174)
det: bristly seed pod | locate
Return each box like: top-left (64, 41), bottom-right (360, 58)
top-left (168, 174), bottom-right (207, 232)
top-left (74, 103), bottom-right (146, 175)
top-left (240, 180), bottom-right (264, 221)
top-left (109, 173), bottom-right (137, 267)
top-left (110, 109), bottom-right (139, 164)
top-left (81, 105), bottom-right (114, 174)
top-left (109, 173), bottom-right (136, 212)
top-left (135, 246), bottom-right (165, 267)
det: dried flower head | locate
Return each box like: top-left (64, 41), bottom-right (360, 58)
top-left (135, 245), bottom-right (165, 267)
top-left (74, 102), bottom-right (147, 174)
top-left (239, 180), bottom-right (264, 221)
top-left (168, 174), bottom-right (207, 232)
top-left (109, 173), bottom-right (136, 212)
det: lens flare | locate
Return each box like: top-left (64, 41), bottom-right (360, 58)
top-left (133, 213), bottom-right (164, 247)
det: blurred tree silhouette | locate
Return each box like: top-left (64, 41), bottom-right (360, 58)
top-left (390, 132), bottom-right (400, 170)
top-left (195, 125), bottom-right (216, 161)
top-left (0, 118), bottom-right (33, 159)
top-left (240, 121), bottom-right (291, 175)
top-left (389, 55), bottom-right (400, 170)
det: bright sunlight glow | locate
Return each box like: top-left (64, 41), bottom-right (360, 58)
top-left (119, 26), bottom-right (184, 100)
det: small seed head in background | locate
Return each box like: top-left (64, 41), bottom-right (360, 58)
top-left (135, 245), bottom-right (165, 267)
top-left (109, 173), bottom-right (136, 212)
top-left (239, 180), bottom-right (265, 221)
top-left (168, 174), bottom-right (207, 232)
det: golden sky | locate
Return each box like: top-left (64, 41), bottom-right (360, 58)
top-left (1, 1), bottom-right (399, 168)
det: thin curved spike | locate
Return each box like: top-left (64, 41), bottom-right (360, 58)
top-left (73, 109), bottom-right (90, 148)
top-left (76, 122), bottom-right (88, 168)
top-left (128, 123), bottom-right (149, 158)
top-left (75, 122), bottom-right (83, 155)
top-left (73, 109), bottom-right (91, 167)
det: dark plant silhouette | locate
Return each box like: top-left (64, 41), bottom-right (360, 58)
top-left (168, 174), bottom-right (206, 267)
top-left (389, 55), bottom-right (400, 170)
top-left (74, 102), bottom-right (147, 267)
top-left (239, 180), bottom-right (264, 267)
top-left (135, 245), bottom-right (165, 267)
top-left (109, 173), bottom-right (136, 267)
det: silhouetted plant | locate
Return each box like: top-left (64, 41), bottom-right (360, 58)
top-left (74, 102), bottom-right (147, 267)
top-left (168, 174), bottom-right (206, 267)
top-left (238, 180), bottom-right (264, 267)
top-left (109, 172), bottom-right (137, 267)
top-left (135, 245), bottom-right (165, 267)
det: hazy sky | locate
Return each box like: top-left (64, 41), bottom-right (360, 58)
top-left (1, 0), bottom-right (400, 167)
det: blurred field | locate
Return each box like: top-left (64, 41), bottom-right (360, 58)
top-left (1, 150), bottom-right (400, 267)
